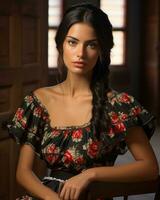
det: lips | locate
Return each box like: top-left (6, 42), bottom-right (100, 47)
top-left (72, 61), bottom-right (86, 68)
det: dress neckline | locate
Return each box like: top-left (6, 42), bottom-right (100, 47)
top-left (31, 92), bottom-right (92, 131)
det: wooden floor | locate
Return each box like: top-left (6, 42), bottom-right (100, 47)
top-left (114, 126), bottom-right (160, 200)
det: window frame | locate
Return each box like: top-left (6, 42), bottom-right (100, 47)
top-left (48, 0), bottom-right (63, 69)
top-left (100, 0), bottom-right (128, 67)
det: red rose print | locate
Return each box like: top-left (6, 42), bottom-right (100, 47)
top-left (119, 93), bottom-right (132, 104)
top-left (47, 144), bottom-right (56, 153)
top-left (72, 129), bottom-right (83, 142)
top-left (75, 156), bottom-right (84, 165)
top-left (110, 112), bottom-right (119, 124)
top-left (16, 108), bottom-right (24, 121)
top-left (64, 150), bottom-right (73, 164)
top-left (131, 106), bottom-right (141, 116)
top-left (51, 130), bottom-right (60, 137)
top-left (46, 144), bottom-right (59, 164)
top-left (15, 108), bottom-right (27, 128)
top-left (88, 141), bottom-right (99, 158)
top-left (120, 112), bottom-right (128, 121)
top-left (114, 122), bottom-right (126, 133)
top-left (46, 154), bottom-right (58, 164)
top-left (64, 130), bottom-right (69, 138)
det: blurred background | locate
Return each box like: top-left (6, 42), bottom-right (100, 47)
top-left (0, 0), bottom-right (159, 199)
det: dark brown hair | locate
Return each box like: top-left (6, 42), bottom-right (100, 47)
top-left (55, 3), bottom-right (114, 136)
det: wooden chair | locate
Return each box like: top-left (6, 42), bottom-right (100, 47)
top-left (79, 175), bottom-right (160, 200)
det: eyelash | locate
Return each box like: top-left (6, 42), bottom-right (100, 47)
top-left (67, 40), bottom-right (77, 46)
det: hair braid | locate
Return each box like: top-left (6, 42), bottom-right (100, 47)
top-left (90, 54), bottom-right (111, 137)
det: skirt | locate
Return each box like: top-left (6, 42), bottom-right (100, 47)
top-left (16, 170), bottom-right (113, 200)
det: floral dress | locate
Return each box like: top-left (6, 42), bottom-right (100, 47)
top-left (8, 90), bottom-right (155, 200)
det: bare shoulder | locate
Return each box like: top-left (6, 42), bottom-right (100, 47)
top-left (33, 84), bottom-right (63, 102)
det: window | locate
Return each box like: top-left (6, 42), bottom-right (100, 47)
top-left (100, 0), bottom-right (127, 65)
top-left (48, 0), bottom-right (62, 68)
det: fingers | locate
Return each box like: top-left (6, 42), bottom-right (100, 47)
top-left (61, 186), bottom-right (70, 200)
top-left (59, 184), bottom-right (80, 200)
top-left (70, 187), bottom-right (76, 199)
top-left (73, 189), bottom-right (80, 200)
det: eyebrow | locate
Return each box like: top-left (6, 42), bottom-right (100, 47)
top-left (66, 36), bottom-right (98, 42)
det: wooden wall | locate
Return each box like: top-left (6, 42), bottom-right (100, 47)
top-left (0, 0), bottom-right (48, 199)
top-left (140, 0), bottom-right (160, 121)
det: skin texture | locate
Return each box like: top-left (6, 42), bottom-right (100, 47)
top-left (63, 23), bottom-right (100, 76)
top-left (16, 22), bottom-right (159, 200)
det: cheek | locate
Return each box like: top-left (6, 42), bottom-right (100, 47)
top-left (63, 45), bottom-right (74, 61)
top-left (88, 52), bottom-right (99, 66)
top-left (63, 45), bottom-right (70, 65)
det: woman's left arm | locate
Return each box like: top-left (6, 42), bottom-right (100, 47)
top-left (59, 127), bottom-right (159, 200)
top-left (85, 126), bottom-right (159, 182)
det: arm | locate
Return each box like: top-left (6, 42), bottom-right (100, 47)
top-left (16, 144), bottom-right (60, 200)
top-left (85, 126), bottom-right (159, 182)
top-left (59, 126), bottom-right (159, 200)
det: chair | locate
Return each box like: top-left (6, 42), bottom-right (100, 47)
top-left (80, 175), bottom-right (160, 200)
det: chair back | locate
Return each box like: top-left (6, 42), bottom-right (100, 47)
top-left (79, 175), bottom-right (160, 200)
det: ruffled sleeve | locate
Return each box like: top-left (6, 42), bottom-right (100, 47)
top-left (106, 91), bottom-right (155, 154)
top-left (7, 94), bottom-right (47, 157)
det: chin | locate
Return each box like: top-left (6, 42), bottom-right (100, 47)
top-left (71, 68), bottom-right (92, 75)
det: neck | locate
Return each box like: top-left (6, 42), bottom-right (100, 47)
top-left (61, 71), bottom-right (92, 98)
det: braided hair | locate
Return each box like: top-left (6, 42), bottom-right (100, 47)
top-left (55, 3), bottom-right (114, 137)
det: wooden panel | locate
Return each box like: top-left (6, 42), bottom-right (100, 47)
top-left (0, 16), bottom-right (9, 66)
top-left (23, 82), bottom-right (40, 96)
top-left (0, 68), bottom-right (18, 85)
top-left (141, 0), bottom-right (159, 116)
top-left (0, 112), bottom-right (11, 140)
top-left (0, 1), bottom-right (48, 199)
top-left (0, 86), bottom-right (10, 113)
top-left (22, 65), bottom-right (42, 95)
top-left (22, 65), bottom-right (41, 80)
top-left (0, 0), bottom-right (11, 15)
top-left (21, 0), bottom-right (41, 17)
top-left (0, 68), bottom-right (22, 110)
top-left (0, 139), bottom-right (10, 200)
top-left (143, 67), bottom-right (159, 112)
top-left (22, 17), bottom-right (38, 64)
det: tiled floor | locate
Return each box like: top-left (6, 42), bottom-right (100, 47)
top-left (113, 126), bottom-right (160, 200)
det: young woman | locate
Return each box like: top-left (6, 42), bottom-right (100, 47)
top-left (8, 3), bottom-right (159, 200)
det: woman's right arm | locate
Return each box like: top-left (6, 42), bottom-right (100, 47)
top-left (16, 144), bottom-right (60, 200)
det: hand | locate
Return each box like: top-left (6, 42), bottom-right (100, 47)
top-left (59, 172), bottom-right (92, 200)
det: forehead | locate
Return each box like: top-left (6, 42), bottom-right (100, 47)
top-left (66, 22), bottom-right (97, 40)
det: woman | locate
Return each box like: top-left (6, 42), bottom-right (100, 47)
top-left (8, 3), bottom-right (159, 200)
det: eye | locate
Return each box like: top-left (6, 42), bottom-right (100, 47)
top-left (67, 40), bottom-right (77, 46)
top-left (87, 42), bottom-right (98, 49)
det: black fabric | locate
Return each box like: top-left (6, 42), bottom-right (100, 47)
top-left (43, 170), bottom-right (75, 192)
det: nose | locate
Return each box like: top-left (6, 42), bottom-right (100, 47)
top-left (76, 44), bottom-right (85, 59)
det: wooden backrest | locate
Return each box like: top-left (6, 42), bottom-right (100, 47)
top-left (79, 175), bottom-right (160, 200)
